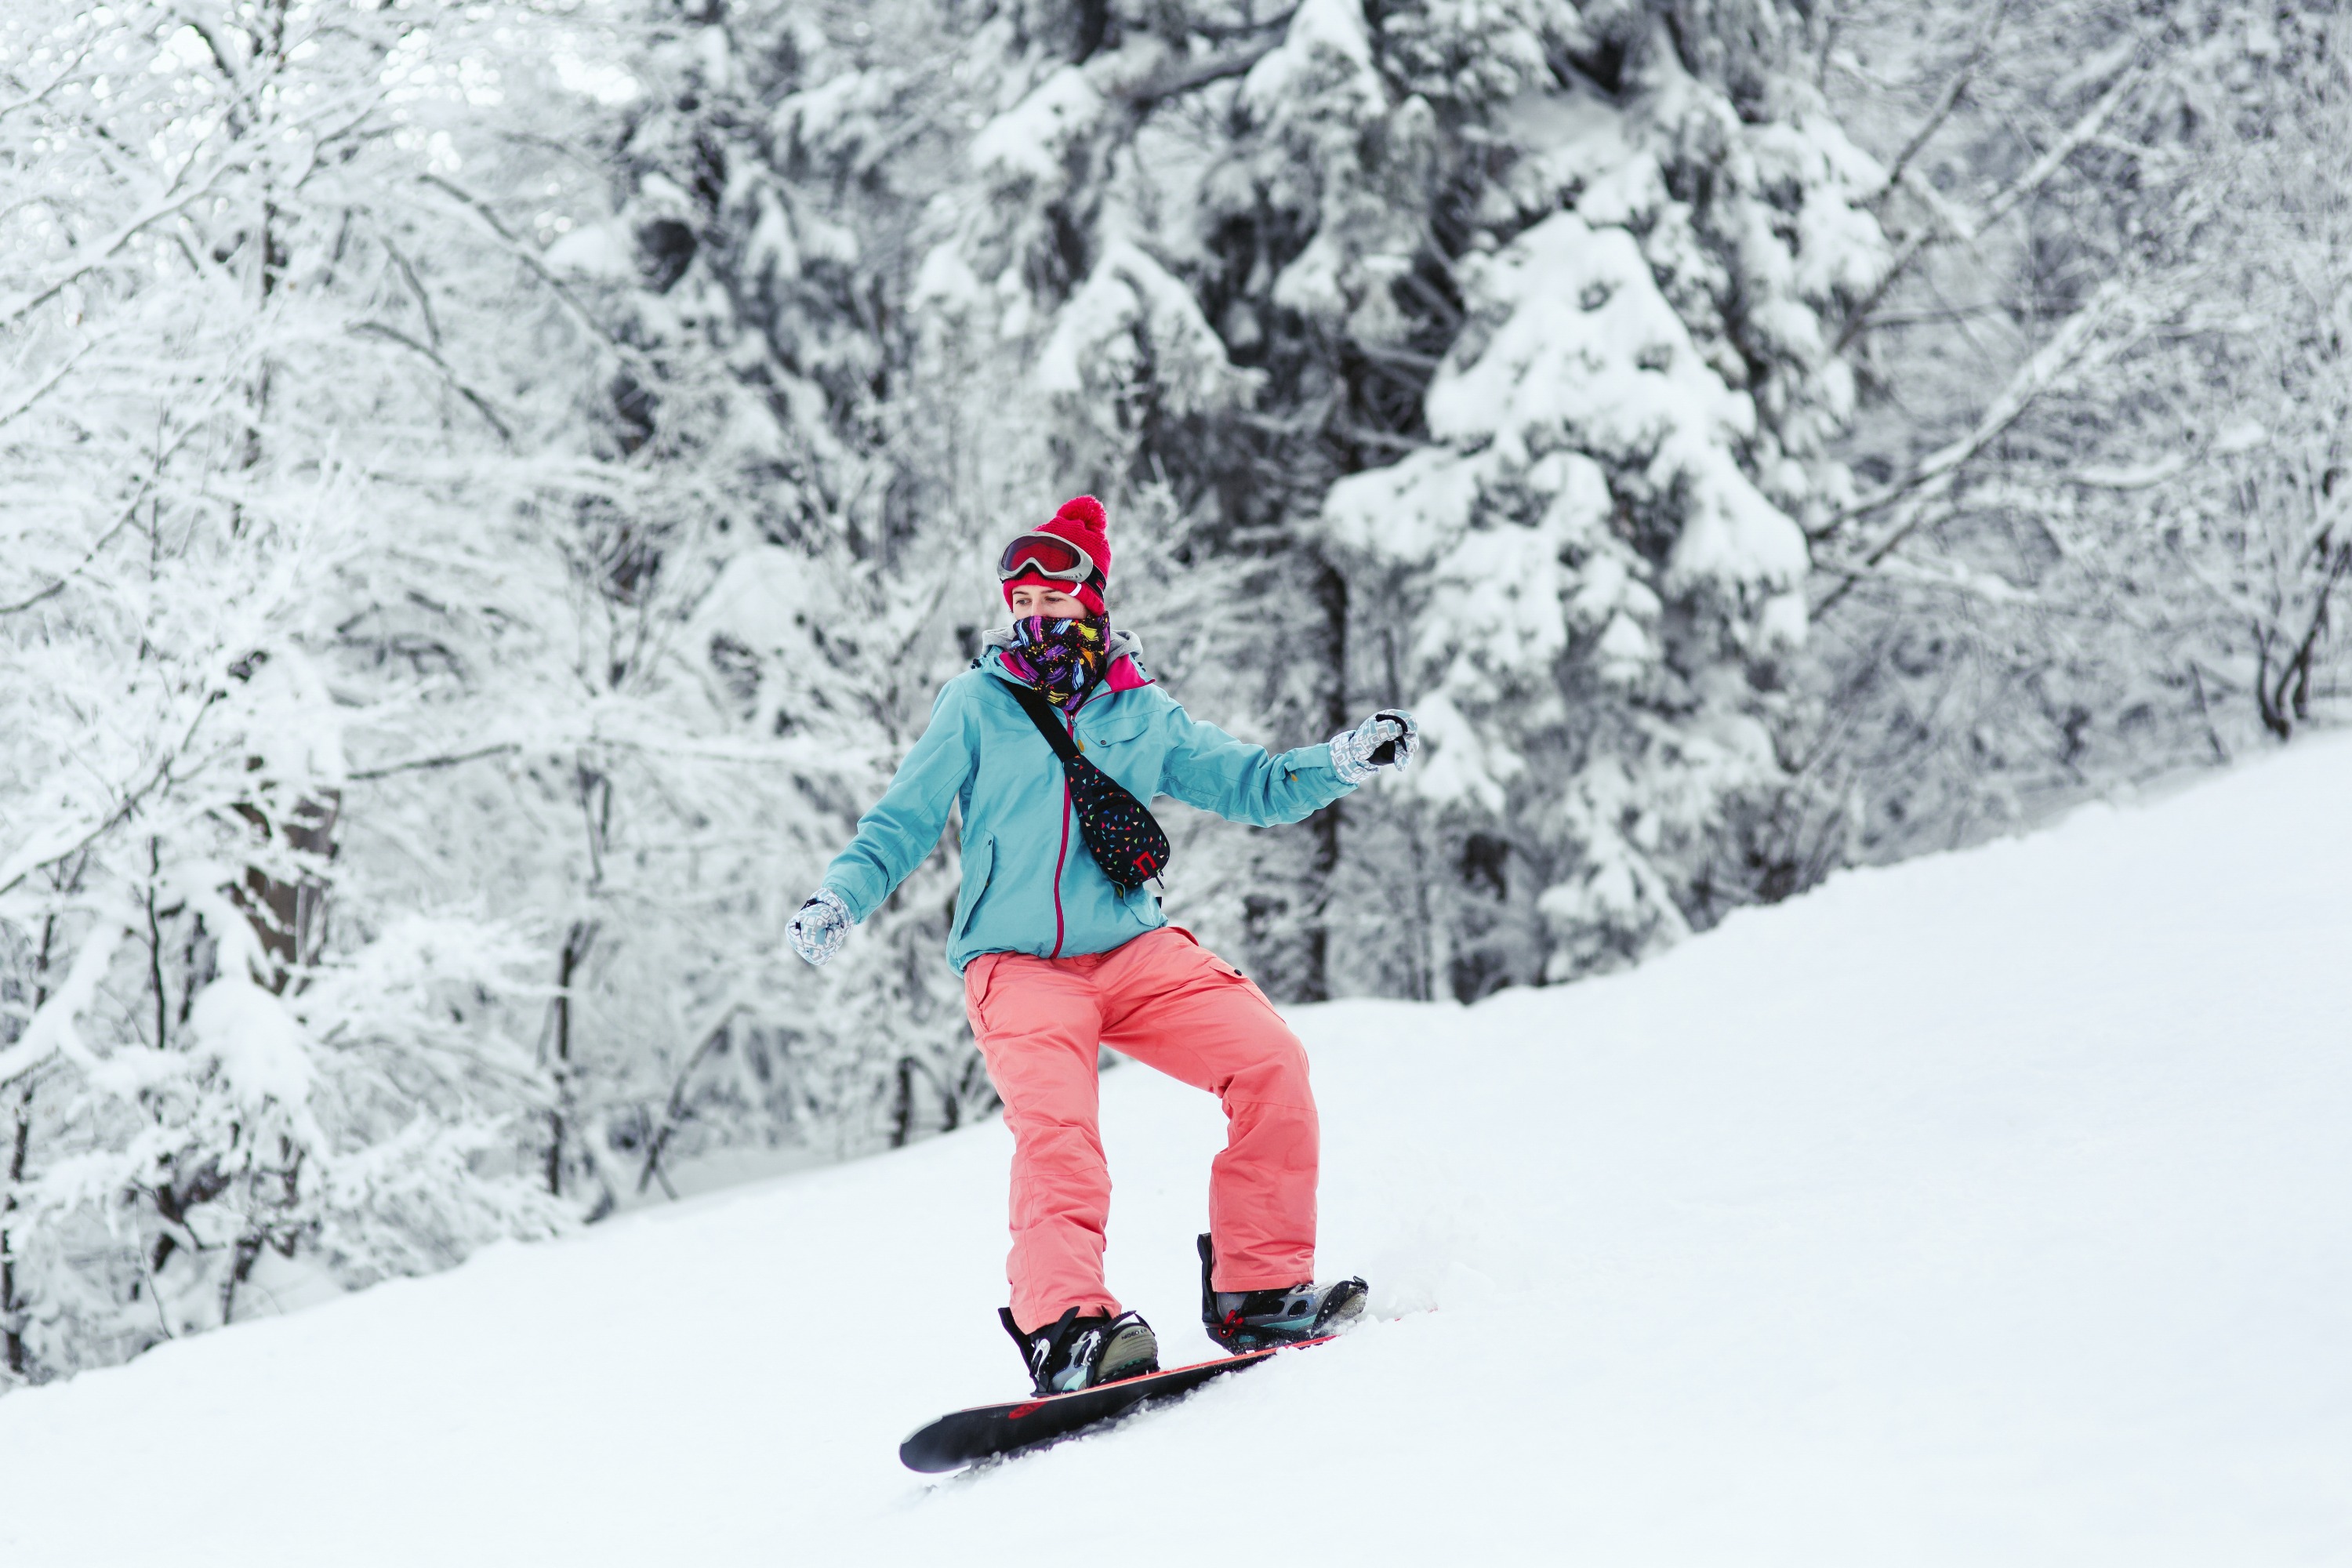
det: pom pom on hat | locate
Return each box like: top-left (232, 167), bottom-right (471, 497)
top-left (1003, 495), bottom-right (1112, 616)
top-left (1054, 495), bottom-right (1108, 533)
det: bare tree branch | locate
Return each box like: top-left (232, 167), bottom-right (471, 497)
top-left (1871, 2), bottom-right (2011, 205)
top-left (346, 744), bottom-right (521, 782)
top-left (1189, 6), bottom-right (1299, 45)
top-left (416, 172), bottom-right (630, 359)
top-left (0, 40), bottom-right (96, 122)
top-left (1814, 280), bottom-right (2137, 618)
top-left (0, 382), bottom-right (232, 617)
top-left (0, 150), bottom-right (251, 331)
top-left (347, 321), bottom-right (515, 443)
top-left (1839, 60), bottom-right (2148, 352)
top-left (1118, 38), bottom-right (1283, 112)
top-left (0, 689), bottom-right (228, 902)
top-left (0, 341), bottom-right (90, 434)
top-left (1817, 278), bottom-right (2132, 544)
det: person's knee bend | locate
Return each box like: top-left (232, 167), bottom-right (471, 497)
top-left (1227, 1033), bottom-right (1312, 1107)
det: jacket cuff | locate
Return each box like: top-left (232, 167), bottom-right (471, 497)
top-left (815, 879), bottom-right (866, 924)
top-left (1323, 728), bottom-right (1380, 786)
top-left (1281, 742), bottom-right (1356, 803)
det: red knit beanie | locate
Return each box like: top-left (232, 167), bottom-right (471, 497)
top-left (1001, 495), bottom-right (1112, 617)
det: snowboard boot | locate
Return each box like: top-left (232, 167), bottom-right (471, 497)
top-left (1197, 1232), bottom-right (1368, 1354)
top-left (999, 1305), bottom-right (1160, 1398)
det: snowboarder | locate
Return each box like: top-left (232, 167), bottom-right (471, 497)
top-left (785, 495), bottom-right (1414, 1399)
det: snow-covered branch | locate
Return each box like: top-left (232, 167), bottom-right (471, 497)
top-left (1817, 278), bottom-right (2134, 557)
top-left (1870, 1), bottom-right (2011, 204)
top-left (1839, 56), bottom-right (2151, 350)
top-left (0, 147), bottom-right (251, 330)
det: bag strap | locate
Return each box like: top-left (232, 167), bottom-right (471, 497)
top-left (1005, 679), bottom-right (1082, 765)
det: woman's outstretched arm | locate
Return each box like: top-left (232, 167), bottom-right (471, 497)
top-left (1156, 701), bottom-right (1355, 826)
top-left (819, 677), bottom-right (981, 920)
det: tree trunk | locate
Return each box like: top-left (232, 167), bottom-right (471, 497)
top-left (2, 1080), bottom-right (31, 1377)
top-left (1294, 556), bottom-right (1352, 1003)
top-left (5, 911), bottom-right (59, 1376)
top-left (233, 789), bottom-right (342, 993)
top-left (545, 920), bottom-right (595, 1196)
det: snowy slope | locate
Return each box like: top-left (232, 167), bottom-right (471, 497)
top-left (4, 740), bottom-right (2350, 1566)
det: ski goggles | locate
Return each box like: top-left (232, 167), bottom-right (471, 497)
top-left (996, 531), bottom-right (1102, 587)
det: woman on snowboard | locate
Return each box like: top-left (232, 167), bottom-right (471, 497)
top-left (785, 495), bottom-right (1416, 1398)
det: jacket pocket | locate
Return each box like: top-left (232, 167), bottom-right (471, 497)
top-left (1079, 702), bottom-right (1163, 813)
top-left (1080, 707), bottom-right (1153, 748)
top-left (953, 835), bottom-right (995, 940)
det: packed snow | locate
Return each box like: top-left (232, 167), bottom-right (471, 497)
top-left (3, 737), bottom-right (2348, 1565)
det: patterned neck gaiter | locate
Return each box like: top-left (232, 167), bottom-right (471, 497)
top-left (1005, 614), bottom-right (1110, 713)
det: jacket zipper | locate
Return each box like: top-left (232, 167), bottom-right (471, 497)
top-left (1050, 778), bottom-right (1071, 957)
top-left (1050, 710), bottom-right (1076, 957)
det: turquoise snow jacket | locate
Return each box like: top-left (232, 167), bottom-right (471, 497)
top-left (820, 644), bottom-right (1352, 975)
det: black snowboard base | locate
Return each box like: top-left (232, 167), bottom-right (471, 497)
top-left (899, 1337), bottom-right (1333, 1473)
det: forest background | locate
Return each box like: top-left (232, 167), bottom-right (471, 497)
top-left (2, 0), bottom-right (2343, 1384)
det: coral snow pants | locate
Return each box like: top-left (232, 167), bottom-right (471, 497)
top-left (964, 926), bottom-right (1319, 1334)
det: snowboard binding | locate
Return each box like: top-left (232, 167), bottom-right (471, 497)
top-left (1000, 1305), bottom-right (1160, 1398)
top-left (1197, 1232), bottom-right (1367, 1354)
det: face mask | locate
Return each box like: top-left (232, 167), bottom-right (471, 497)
top-left (1007, 614), bottom-right (1109, 712)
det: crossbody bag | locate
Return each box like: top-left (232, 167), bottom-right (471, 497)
top-left (1004, 681), bottom-right (1172, 892)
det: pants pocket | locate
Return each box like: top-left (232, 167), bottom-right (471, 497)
top-left (1162, 924), bottom-right (1248, 982)
top-left (964, 952), bottom-right (1004, 1034)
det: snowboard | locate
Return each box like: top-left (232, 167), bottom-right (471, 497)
top-left (898, 1337), bottom-right (1332, 1472)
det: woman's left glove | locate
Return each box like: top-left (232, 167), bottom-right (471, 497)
top-left (1328, 709), bottom-right (1418, 786)
top-left (786, 887), bottom-right (853, 967)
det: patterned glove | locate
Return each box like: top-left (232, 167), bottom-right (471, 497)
top-left (1328, 710), bottom-right (1418, 786)
top-left (786, 887), bottom-right (852, 967)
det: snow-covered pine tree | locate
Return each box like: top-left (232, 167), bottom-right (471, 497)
top-left (1309, 2), bottom-right (1891, 991)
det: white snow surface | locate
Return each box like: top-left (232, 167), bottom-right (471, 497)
top-left (5, 740), bottom-right (2351, 1566)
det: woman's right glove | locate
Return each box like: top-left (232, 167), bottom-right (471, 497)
top-left (786, 887), bottom-right (852, 967)
top-left (1328, 709), bottom-right (1418, 786)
